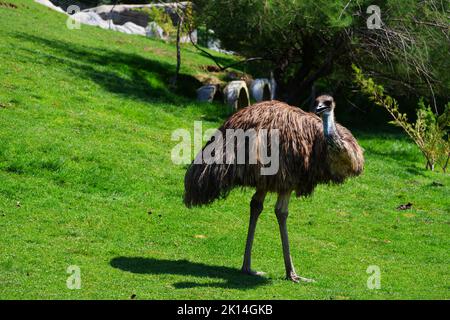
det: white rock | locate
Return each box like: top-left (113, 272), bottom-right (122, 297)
top-left (71, 12), bottom-right (109, 29)
top-left (70, 12), bottom-right (148, 37)
top-left (224, 81), bottom-right (250, 112)
top-left (34, 0), bottom-right (67, 14)
top-left (146, 21), bottom-right (166, 39)
top-left (114, 22), bottom-right (146, 36)
top-left (197, 85), bottom-right (218, 103)
top-left (250, 79), bottom-right (272, 102)
top-left (35, 0), bottom-right (196, 41)
top-left (180, 29), bottom-right (197, 44)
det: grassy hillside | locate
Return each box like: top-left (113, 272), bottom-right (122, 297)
top-left (0, 0), bottom-right (448, 299)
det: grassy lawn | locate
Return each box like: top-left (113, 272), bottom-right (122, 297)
top-left (0, 1), bottom-right (448, 300)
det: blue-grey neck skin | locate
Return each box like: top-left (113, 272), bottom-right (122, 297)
top-left (322, 110), bottom-right (336, 137)
top-left (322, 110), bottom-right (342, 150)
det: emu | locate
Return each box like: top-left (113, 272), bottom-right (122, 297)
top-left (184, 95), bottom-right (364, 282)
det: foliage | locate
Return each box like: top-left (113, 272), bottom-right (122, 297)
top-left (194, 0), bottom-right (450, 106)
top-left (134, 3), bottom-right (195, 43)
top-left (353, 65), bottom-right (450, 172)
top-left (136, 6), bottom-right (176, 38)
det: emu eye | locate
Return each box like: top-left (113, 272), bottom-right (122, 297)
top-left (324, 101), bottom-right (332, 107)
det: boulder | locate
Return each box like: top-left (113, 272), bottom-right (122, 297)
top-left (146, 21), bottom-right (167, 40)
top-left (34, 0), bottom-right (66, 14)
top-left (180, 29), bottom-right (197, 44)
top-left (114, 22), bottom-right (146, 36)
top-left (250, 79), bottom-right (272, 102)
top-left (197, 85), bottom-right (219, 103)
top-left (71, 11), bottom-right (109, 29)
top-left (69, 11), bottom-right (148, 36)
top-left (83, 3), bottom-right (191, 28)
top-left (224, 81), bottom-right (250, 112)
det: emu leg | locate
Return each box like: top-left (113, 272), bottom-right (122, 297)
top-left (275, 192), bottom-right (315, 283)
top-left (241, 190), bottom-right (266, 276)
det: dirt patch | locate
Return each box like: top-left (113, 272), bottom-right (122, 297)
top-left (115, 39), bottom-right (132, 45)
top-left (202, 65), bottom-right (222, 73)
top-left (225, 71), bottom-right (253, 82)
top-left (397, 202), bottom-right (413, 210)
top-left (0, 101), bottom-right (13, 109)
top-left (195, 73), bottom-right (225, 86)
top-left (143, 46), bottom-right (168, 56)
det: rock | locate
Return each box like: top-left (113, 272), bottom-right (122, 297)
top-left (250, 78), bottom-right (272, 102)
top-left (180, 29), bottom-right (197, 44)
top-left (197, 85), bottom-right (219, 103)
top-left (224, 81), bottom-right (250, 112)
top-left (71, 11), bottom-right (109, 29)
top-left (83, 3), bottom-right (191, 28)
top-left (207, 39), bottom-right (234, 55)
top-left (70, 11), bottom-right (148, 36)
top-left (35, 1), bottom-right (196, 41)
top-left (145, 21), bottom-right (167, 40)
top-left (94, 5), bottom-right (150, 27)
top-left (205, 29), bottom-right (235, 55)
top-left (34, 0), bottom-right (67, 14)
top-left (114, 21), bottom-right (146, 36)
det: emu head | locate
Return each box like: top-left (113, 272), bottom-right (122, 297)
top-left (314, 95), bottom-right (335, 116)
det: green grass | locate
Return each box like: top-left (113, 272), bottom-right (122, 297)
top-left (0, 1), bottom-right (449, 300)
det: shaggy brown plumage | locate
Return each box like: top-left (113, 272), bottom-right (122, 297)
top-left (183, 97), bottom-right (364, 282)
top-left (184, 100), bottom-right (364, 207)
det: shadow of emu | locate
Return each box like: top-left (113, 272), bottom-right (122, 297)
top-left (110, 257), bottom-right (270, 289)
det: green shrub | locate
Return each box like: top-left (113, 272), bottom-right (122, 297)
top-left (135, 5), bottom-right (195, 42)
top-left (133, 7), bottom-right (175, 39)
top-left (353, 65), bottom-right (449, 172)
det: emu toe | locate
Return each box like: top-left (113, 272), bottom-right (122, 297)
top-left (287, 273), bottom-right (316, 283)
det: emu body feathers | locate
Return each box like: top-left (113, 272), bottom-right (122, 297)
top-left (184, 100), bottom-right (364, 207)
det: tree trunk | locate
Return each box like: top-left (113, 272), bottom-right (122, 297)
top-left (442, 153), bottom-right (449, 173)
top-left (172, 13), bottom-right (184, 87)
top-left (279, 35), bottom-right (346, 107)
top-left (426, 160), bottom-right (435, 171)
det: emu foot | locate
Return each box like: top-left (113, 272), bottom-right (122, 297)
top-left (287, 272), bottom-right (315, 283)
top-left (241, 268), bottom-right (266, 276)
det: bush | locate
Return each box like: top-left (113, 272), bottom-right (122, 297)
top-left (353, 65), bottom-right (449, 172)
top-left (143, 7), bottom-right (175, 37)
top-left (195, 0), bottom-right (450, 105)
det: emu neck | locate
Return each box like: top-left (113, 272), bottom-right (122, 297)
top-left (322, 110), bottom-right (343, 151)
top-left (322, 111), bottom-right (337, 138)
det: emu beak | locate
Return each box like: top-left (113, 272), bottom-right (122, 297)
top-left (315, 104), bottom-right (330, 115)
